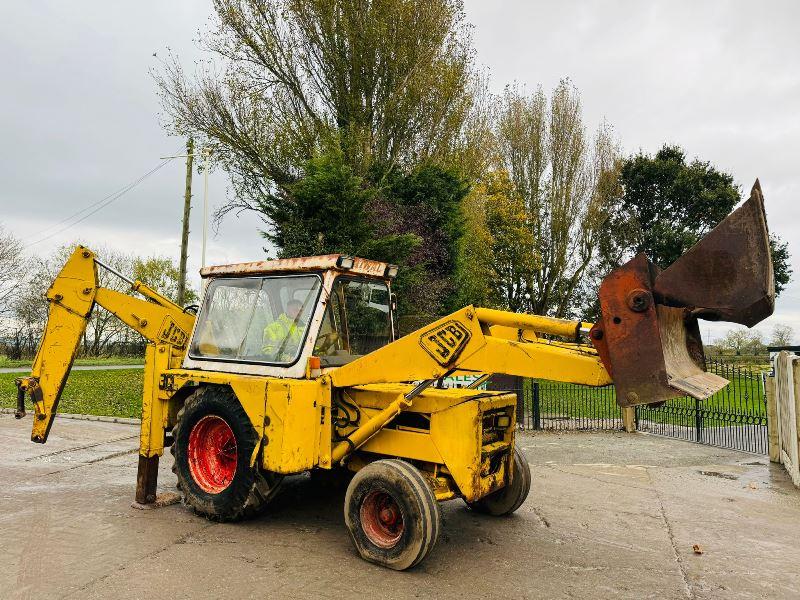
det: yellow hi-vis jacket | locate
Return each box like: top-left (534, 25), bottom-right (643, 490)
top-left (262, 313), bottom-right (303, 360)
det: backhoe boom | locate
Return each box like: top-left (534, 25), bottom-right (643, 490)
top-left (15, 246), bottom-right (195, 443)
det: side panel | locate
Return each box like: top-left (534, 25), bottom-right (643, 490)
top-left (262, 379), bottom-right (327, 474)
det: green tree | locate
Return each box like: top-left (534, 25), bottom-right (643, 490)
top-left (263, 149), bottom-right (376, 258)
top-left (770, 234), bottom-right (792, 296)
top-left (720, 328), bottom-right (765, 355)
top-left (133, 257), bottom-right (198, 305)
top-left (603, 145), bottom-right (791, 296)
top-left (609, 145), bottom-right (738, 269)
top-left (262, 148), bottom-right (474, 318)
top-left (156, 0), bottom-right (483, 319)
top-left (386, 164), bottom-right (469, 313)
top-left (455, 170), bottom-right (538, 311)
top-left (0, 225), bottom-right (26, 320)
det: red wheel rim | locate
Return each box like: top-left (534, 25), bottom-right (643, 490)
top-left (360, 490), bottom-right (404, 548)
top-left (187, 415), bottom-right (237, 494)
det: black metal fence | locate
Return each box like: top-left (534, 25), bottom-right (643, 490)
top-left (510, 359), bottom-right (768, 454)
top-left (636, 360), bottom-right (768, 454)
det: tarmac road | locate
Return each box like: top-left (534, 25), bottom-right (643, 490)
top-left (3, 415), bottom-right (800, 600)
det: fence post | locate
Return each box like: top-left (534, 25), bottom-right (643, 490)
top-left (765, 375), bottom-right (779, 463)
top-left (516, 381), bottom-right (525, 429)
top-left (622, 407), bottom-right (636, 432)
top-left (532, 381), bottom-right (541, 430)
top-left (694, 398), bottom-right (703, 443)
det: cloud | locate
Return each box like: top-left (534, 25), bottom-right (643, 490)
top-left (1, 0), bottom-right (796, 336)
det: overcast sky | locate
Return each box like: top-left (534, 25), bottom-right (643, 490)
top-left (1, 1), bottom-right (797, 343)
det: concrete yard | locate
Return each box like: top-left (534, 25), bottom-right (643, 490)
top-left (2, 414), bottom-right (800, 600)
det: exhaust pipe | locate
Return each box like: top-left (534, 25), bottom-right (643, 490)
top-left (592, 181), bottom-right (775, 407)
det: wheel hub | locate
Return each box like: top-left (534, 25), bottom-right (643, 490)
top-left (360, 490), bottom-right (404, 549)
top-left (187, 415), bottom-right (237, 494)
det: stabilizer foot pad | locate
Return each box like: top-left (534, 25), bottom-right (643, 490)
top-left (131, 492), bottom-right (182, 510)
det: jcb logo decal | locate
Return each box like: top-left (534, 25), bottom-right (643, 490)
top-left (158, 316), bottom-right (188, 348)
top-left (419, 321), bottom-right (471, 366)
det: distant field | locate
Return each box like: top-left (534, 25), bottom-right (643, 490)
top-left (0, 368), bottom-right (143, 419)
top-left (0, 356), bottom-right (145, 369)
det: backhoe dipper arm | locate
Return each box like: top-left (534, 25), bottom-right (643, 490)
top-left (16, 246), bottom-right (195, 443)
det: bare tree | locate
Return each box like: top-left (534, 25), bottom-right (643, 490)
top-left (720, 328), bottom-right (765, 355)
top-left (0, 225), bottom-right (27, 319)
top-left (770, 323), bottom-right (795, 347)
top-left (494, 80), bottom-right (620, 317)
top-left (10, 244), bottom-right (142, 358)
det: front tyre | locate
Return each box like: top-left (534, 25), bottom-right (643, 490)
top-left (344, 460), bottom-right (440, 571)
top-left (466, 445), bottom-right (531, 516)
top-left (172, 386), bottom-right (281, 521)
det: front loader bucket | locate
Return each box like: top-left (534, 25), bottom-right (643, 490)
top-left (591, 181), bottom-right (775, 407)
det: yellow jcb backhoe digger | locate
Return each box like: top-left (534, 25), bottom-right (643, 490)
top-left (15, 182), bottom-right (774, 570)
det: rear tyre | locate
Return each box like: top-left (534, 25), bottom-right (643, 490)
top-left (466, 445), bottom-right (531, 516)
top-left (344, 460), bottom-right (440, 571)
top-left (172, 386), bottom-right (282, 521)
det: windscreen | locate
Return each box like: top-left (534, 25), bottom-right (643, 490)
top-left (190, 275), bottom-right (321, 364)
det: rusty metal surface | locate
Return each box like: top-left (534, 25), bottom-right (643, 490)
top-left (594, 180), bottom-right (775, 407)
top-left (654, 180), bottom-right (775, 327)
top-left (593, 254), bottom-right (733, 407)
top-left (591, 254), bottom-right (681, 407)
top-left (199, 254), bottom-right (389, 279)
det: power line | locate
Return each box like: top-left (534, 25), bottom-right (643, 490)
top-left (25, 153), bottom-right (180, 249)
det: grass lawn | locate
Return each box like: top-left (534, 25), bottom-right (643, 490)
top-left (0, 369), bottom-right (144, 419)
top-left (0, 356), bottom-right (145, 369)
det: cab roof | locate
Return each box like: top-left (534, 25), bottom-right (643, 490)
top-left (199, 254), bottom-right (391, 279)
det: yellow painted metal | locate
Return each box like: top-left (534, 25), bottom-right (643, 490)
top-left (330, 307), bottom-right (487, 388)
top-left (166, 369), bottom-right (272, 468)
top-left (139, 344), bottom-right (171, 458)
top-left (27, 247), bottom-right (96, 442)
top-left (23, 247), bottom-right (622, 508)
top-left (346, 383), bottom-right (513, 415)
top-left (262, 379), bottom-right (327, 473)
top-left (330, 305), bottom-right (610, 389)
top-left (475, 307), bottom-right (583, 339)
top-left (458, 338), bottom-right (611, 386)
top-left (96, 288), bottom-right (194, 349)
top-left (22, 246), bottom-right (196, 444)
top-left (331, 393), bottom-right (412, 464)
top-left (429, 393), bottom-right (516, 502)
top-left (359, 428), bottom-right (443, 463)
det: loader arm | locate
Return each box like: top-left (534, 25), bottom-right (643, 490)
top-left (329, 306), bottom-right (609, 390)
top-left (332, 180), bottom-right (775, 409)
top-left (16, 246), bottom-right (195, 443)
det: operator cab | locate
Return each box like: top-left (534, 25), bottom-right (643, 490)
top-left (182, 255), bottom-right (398, 378)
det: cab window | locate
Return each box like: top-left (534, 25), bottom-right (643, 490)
top-left (313, 278), bottom-right (392, 366)
top-left (190, 275), bottom-right (321, 364)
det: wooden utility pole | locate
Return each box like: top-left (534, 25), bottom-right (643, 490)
top-left (177, 137), bottom-right (194, 305)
